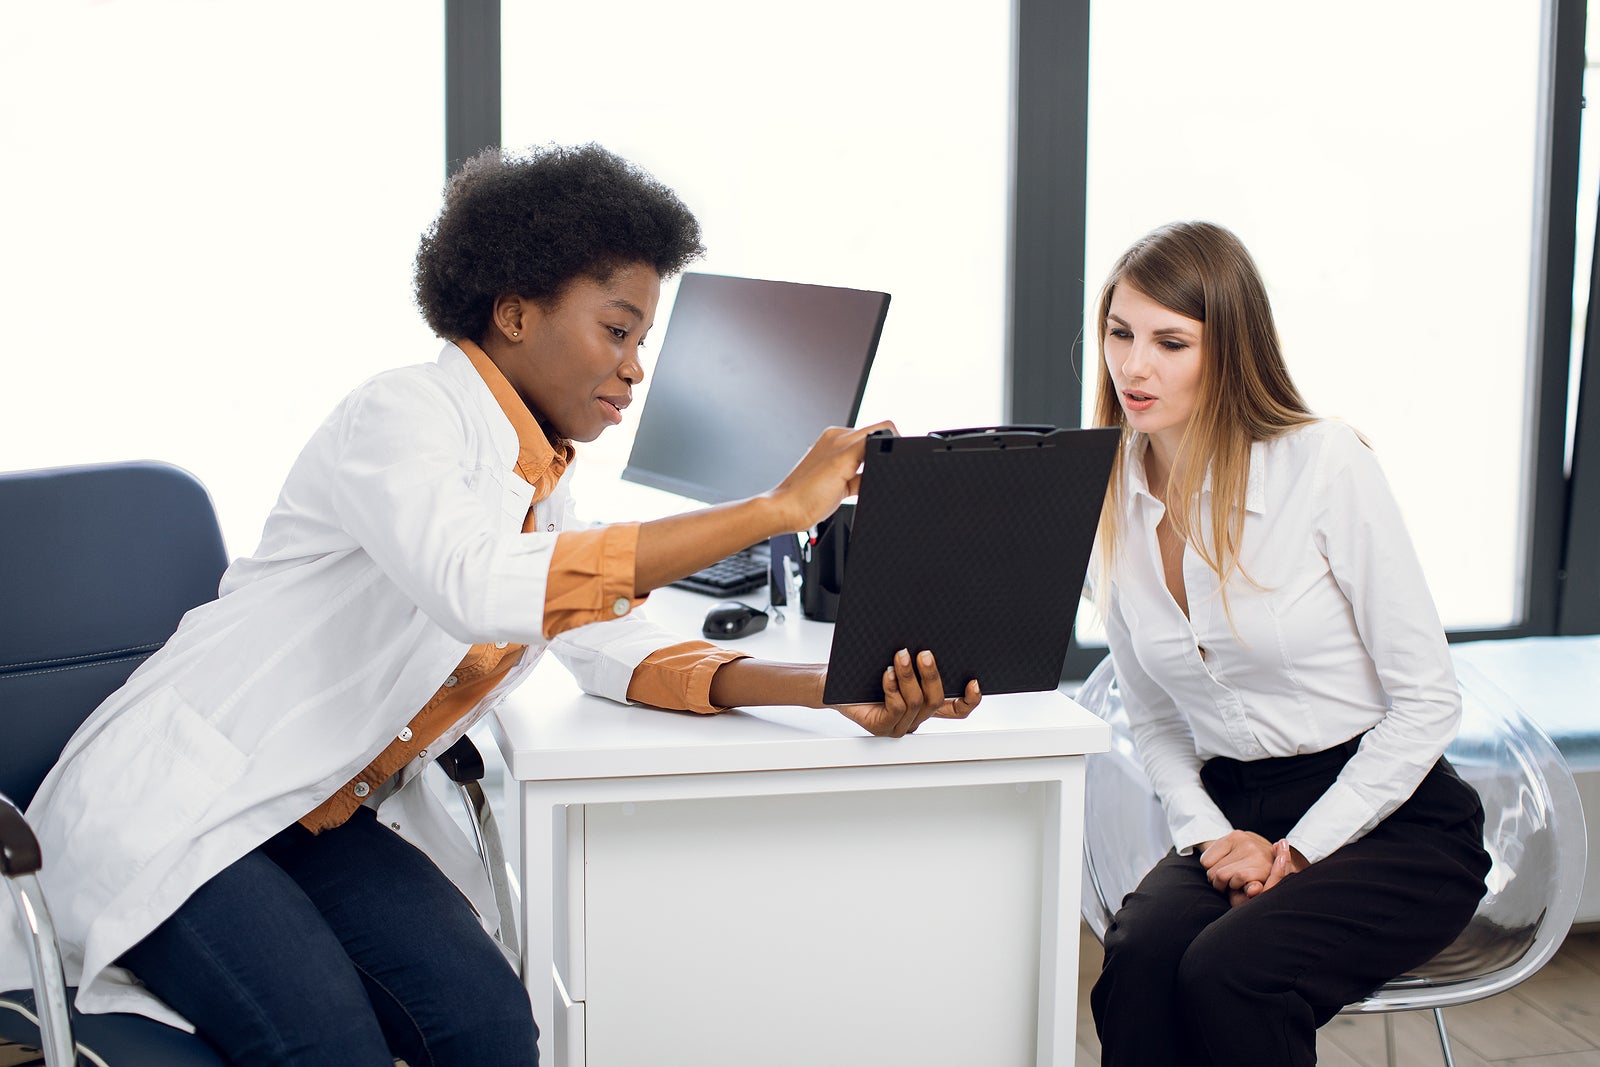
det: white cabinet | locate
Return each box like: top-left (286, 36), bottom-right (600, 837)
top-left (581, 782), bottom-right (1046, 1065)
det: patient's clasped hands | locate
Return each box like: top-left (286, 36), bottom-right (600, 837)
top-left (1200, 831), bottom-right (1311, 907)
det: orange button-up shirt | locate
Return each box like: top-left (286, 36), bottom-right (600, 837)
top-left (301, 340), bottom-right (747, 831)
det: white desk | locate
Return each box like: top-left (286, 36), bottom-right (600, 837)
top-left (491, 586), bottom-right (1109, 1066)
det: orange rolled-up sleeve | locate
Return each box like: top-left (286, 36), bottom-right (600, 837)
top-left (626, 640), bottom-right (751, 714)
top-left (542, 523), bottom-right (646, 638)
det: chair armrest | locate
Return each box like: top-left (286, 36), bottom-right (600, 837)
top-left (0, 793), bottom-right (42, 877)
top-left (437, 735), bottom-right (485, 784)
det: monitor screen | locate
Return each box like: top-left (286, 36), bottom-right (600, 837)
top-left (623, 272), bottom-right (890, 504)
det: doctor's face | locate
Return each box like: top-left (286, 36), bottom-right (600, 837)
top-left (498, 262), bottom-right (661, 443)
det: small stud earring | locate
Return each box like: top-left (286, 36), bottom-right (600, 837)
top-left (511, 331), bottom-right (519, 338)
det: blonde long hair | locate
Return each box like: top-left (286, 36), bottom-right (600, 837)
top-left (1093, 222), bottom-right (1314, 593)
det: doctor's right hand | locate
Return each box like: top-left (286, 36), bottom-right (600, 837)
top-left (765, 421), bottom-right (896, 534)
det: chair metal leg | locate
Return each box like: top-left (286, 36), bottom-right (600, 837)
top-left (5, 872), bottom-right (75, 1067)
top-left (1384, 1013), bottom-right (1397, 1067)
top-left (454, 781), bottom-right (521, 970)
top-left (1433, 1007), bottom-right (1457, 1067)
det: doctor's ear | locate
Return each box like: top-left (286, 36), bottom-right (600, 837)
top-left (492, 295), bottom-right (530, 343)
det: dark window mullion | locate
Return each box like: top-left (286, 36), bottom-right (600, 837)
top-left (1525, 0), bottom-right (1588, 637)
top-left (1561, 178), bottom-right (1600, 633)
top-left (444, 0), bottom-right (501, 178)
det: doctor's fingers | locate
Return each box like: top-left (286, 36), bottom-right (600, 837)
top-left (876, 665), bottom-right (910, 727)
top-left (889, 649), bottom-right (930, 735)
top-left (871, 658), bottom-right (926, 738)
top-left (935, 679), bottom-right (982, 719)
top-left (909, 650), bottom-right (947, 709)
top-left (774, 423), bottom-right (883, 529)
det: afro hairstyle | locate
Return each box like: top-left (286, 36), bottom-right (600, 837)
top-left (414, 143), bottom-right (704, 341)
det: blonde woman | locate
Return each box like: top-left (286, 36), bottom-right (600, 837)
top-left (1087, 221), bottom-right (1490, 1065)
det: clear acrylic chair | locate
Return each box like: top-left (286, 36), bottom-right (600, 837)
top-left (1075, 654), bottom-right (1588, 1067)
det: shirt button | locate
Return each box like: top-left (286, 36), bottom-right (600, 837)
top-left (418, 749), bottom-right (428, 760)
top-left (612, 597), bottom-right (630, 617)
top-left (494, 641), bottom-right (508, 649)
top-left (547, 523), bottom-right (556, 532)
top-left (444, 675), bottom-right (459, 687)
top-left (398, 727), bottom-right (414, 742)
top-left (353, 781), bottom-right (371, 798)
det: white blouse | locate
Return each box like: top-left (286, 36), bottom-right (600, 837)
top-left (1102, 420), bottom-right (1461, 863)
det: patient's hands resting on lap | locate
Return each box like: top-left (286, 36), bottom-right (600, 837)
top-left (1200, 831), bottom-right (1310, 907)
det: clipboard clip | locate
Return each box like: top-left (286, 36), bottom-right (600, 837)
top-left (927, 424), bottom-right (1060, 450)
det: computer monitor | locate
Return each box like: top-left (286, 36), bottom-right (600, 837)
top-left (623, 272), bottom-right (890, 504)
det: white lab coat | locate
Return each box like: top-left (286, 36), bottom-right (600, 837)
top-left (0, 343), bottom-right (689, 1028)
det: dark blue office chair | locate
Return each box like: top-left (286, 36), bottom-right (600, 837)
top-left (0, 461), bottom-right (232, 1065)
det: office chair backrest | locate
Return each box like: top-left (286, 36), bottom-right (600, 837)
top-left (0, 462), bottom-right (228, 807)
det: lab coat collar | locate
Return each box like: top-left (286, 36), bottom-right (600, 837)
top-left (450, 339), bottom-right (575, 494)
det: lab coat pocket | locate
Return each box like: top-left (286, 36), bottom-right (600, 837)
top-left (53, 687), bottom-right (248, 893)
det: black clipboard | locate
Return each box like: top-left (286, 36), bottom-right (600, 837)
top-left (821, 425), bottom-right (1119, 706)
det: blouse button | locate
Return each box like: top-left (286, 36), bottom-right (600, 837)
top-left (398, 726), bottom-right (414, 742)
top-left (612, 597), bottom-right (630, 617)
top-left (444, 675), bottom-right (459, 688)
top-left (352, 781), bottom-right (371, 798)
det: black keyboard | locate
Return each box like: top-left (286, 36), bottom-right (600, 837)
top-left (672, 548), bottom-right (769, 596)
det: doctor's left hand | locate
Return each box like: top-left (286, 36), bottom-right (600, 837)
top-left (828, 648), bottom-right (981, 738)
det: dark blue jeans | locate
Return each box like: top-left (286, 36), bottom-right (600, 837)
top-left (117, 806), bottom-right (538, 1066)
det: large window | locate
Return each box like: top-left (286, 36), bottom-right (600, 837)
top-left (1080, 1), bottom-right (1548, 631)
top-left (500, 0), bottom-right (1013, 521)
top-left (0, 2), bottom-right (444, 556)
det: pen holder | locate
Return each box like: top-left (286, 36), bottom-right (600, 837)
top-left (800, 503), bottom-right (853, 623)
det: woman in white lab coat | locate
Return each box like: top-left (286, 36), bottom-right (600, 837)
top-left (1085, 221), bottom-right (1490, 1066)
top-left (1, 144), bottom-right (980, 1067)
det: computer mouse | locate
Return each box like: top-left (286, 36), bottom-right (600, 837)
top-left (701, 601), bottom-right (768, 640)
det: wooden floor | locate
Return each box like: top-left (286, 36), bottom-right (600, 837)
top-left (1076, 925), bottom-right (1600, 1066)
top-left (7, 926), bottom-right (1599, 1064)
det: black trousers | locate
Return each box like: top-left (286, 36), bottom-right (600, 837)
top-left (1090, 739), bottom-right (1491, 1067)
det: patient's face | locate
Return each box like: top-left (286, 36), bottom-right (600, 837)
top-left (1102, 283), bottom-right (1204, 454)
top-left (499, 263), bottom-right (661, 443)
